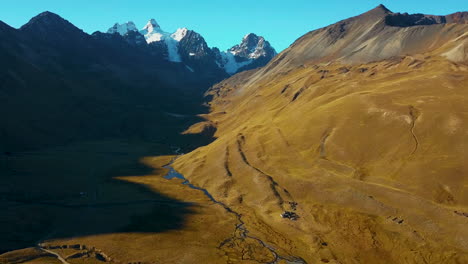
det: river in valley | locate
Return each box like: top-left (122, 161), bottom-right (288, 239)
top-left (163, 161), bottom-right (307, 264)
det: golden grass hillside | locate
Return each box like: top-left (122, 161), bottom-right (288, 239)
top-left (173, 9), bottom-right (468, 263)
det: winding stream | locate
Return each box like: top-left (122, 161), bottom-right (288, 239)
top-left (163, 162), bottom-right (307, 264)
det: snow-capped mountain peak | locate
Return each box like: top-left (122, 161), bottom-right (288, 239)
top-left (140, 19), bottom-right (168, 43)
top-left (142, 19), bottom-right (161, 33)
top-left (216, 33), bottom-right (277, 74)
top-left (229, 33), bottom-right (275, 59)
top-left (107, 21), bottom-right (137, 35)
top-left (172, 28), bottom-right (188, 41)
top-left (138, 19), bottom-right (183, 62)
top-left (104, 20), bottom-right (276, 72)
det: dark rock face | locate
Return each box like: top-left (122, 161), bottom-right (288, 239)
top-left (178, 30), bottom-right (211, 58)
top-left (229, 33), bottom-right (276, 61)
top-left (229, 33), bottom-right (261, 57)
top-left (122, 31), bottom-right (147, 47)
top-left (177, 30), bottom-right (226, 77)
top-left (226, 33), bottom-right (277, 73)
top-left (20, 11), bottom-right (88, 44)
top-left (385, 11), bottom-right (468, 27)
top-left (147, 40), bottom-right (169, 59)
top-left (385, 13), bottom-right (446, 27)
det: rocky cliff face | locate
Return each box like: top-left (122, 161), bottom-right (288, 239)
top-left (385, 11), bottom-right (468, 27)
top-left (229, 33), bottom-right (276, 59)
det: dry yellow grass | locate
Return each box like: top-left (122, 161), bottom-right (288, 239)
top-left (0, 248), bottom-right (62, 264)
top-left (173, 51), bottom-right (468, 263)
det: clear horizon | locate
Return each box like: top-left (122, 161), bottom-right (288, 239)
top-left (0, 0), bottom-right (466, 52)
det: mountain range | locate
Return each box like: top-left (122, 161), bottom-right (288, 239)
top-left (0, 12), bottom-right (276, 152)
top-left (1, 4), bottom-right (468, 264)
top-left (108, 19), bottom-right (277, 74)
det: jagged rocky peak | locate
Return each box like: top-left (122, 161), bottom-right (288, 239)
top-left (179, 29), bottom-right (205, 45)
top-left (229, 33), bottom-right (277, 59)
top-left (215, 33), bottom-right (277, 75)
top-left (107, 21), bottom-right (138, 35)
top-left (178, 29), bottom-right (211, 58)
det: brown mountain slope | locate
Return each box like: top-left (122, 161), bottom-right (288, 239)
top-left (265, 5), bottom-right (467, 72)
top-left (173, 6), bottom-right (468, 264)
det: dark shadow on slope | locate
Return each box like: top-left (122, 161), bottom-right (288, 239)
top-left (0, 134), bottom-right (213, 254)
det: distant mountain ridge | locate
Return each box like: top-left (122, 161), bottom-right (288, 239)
top-left (0, 11), bottom-right (277, 152)
top-left (106, 20), bottom-right (277, 75)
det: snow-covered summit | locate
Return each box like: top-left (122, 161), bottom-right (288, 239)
top-left (216, 33), bottom-right (277, 74)
top-left (141, 19), bottom-right (162, 35)
top-left (139, 19), bottom-right (168, 42)
top-left (105, 21), bottom-right (276, 74)
top-left (138, 20), bottom-right (187, 62)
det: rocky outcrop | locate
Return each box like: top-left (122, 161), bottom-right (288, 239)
top-left (385, 12), bottom-right (468, 27)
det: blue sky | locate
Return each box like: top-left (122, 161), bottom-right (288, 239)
top-left (0, 0), bottom-right (466, 52)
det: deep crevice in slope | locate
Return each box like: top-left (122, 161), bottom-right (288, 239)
top-left (319, 129), bottom-right (333, 159)
top-left (409, 106), bottom-right (420, 155)
top-left (224, 146), bottom-right (233, 177)
top-left (236, 134), bottom-right (298, 210)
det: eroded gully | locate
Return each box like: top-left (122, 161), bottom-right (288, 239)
top-left (163, 155), bottom-right (307, 264)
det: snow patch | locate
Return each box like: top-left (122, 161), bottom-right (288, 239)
top-left (140, 19), bottom-right (182, 62)
top-left (172, 28), bottom-right (188, 41)
top-left (217, 51), bottom-right (253, 74)
top-left (165, 37), bottom-right (182, 62)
